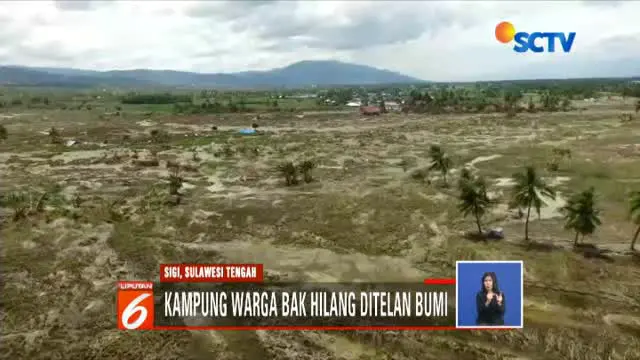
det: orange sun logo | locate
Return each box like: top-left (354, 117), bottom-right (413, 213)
top-left (495, 21), bottom-right (516, 43)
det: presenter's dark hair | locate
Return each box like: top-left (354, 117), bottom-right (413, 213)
top-left (480, 272), bottom-right (500, 293)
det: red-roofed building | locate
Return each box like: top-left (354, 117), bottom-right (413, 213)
top-left (360, 106), bottom-right (381, 116)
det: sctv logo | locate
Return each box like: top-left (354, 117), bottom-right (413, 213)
top-left (495, 21), bottom-right (576, 53)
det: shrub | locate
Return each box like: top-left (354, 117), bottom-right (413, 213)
top-left (3, 192), bottom-right (29, 221)
top-left (299, 160), bottom-right (316, 183)
top-left (168, 167), bottom-right (183, 195)
top-left (149, 129), bottom-right (170, 143)
top-left (49, 127), bottom-right (63, 144)
top-left (277, 162), bottom-right (298, 186)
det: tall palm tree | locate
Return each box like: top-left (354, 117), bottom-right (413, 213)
top-left (629, 191), bottom-right (640, 251)
top-left (429, 145), bottom-right (452, 186)
top-left (561, 187), bottom-right (602, 246)
top-left (511, 166), bottom-right (555, 242)
top-left (458, 173), bottom-right (493, 235)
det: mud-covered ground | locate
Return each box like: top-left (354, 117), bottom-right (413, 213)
top-left (1, 99), bottom-right (640, 360)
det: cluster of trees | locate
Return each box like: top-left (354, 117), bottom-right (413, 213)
top-left (473, 78), bottom-right (640, 99)
top-left (622, 85), bottom-right (640, 99)
top-left (171, 99), bottom-right (298, 114)
top-left (0, 78), bottom-right (628, 114)
top-left (403, 87), bottom-right (573, 115)
top-left (119, 91), bottom-right (309, 114)
top-left (316, 88), bottom-right (354, 106)
top-left (426, 146), bottom-right (640, 251)
top-left (172, 100), bottom-right (248, 114)
top-left (0, 96), bottom-right (52, 108)
top-left (120, 92), bottom-right (192, 105)
top-left (311, 81), bottom-right (634, 115)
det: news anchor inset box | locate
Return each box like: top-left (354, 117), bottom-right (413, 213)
top-left (456, 260), bottom-right (523, 329)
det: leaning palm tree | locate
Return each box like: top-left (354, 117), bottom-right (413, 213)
top-left (561, 187), bottom-right (602, 246)
top-left (511, 166), bottom-right (555, 242)
top-left (429, 145), bottom-right (452, 186)
top-left (629, 191), bottom-right (640, 251)
top-left (458, 174), bottom-right (493, 235)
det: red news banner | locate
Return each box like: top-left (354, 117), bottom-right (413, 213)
top-left (117, 264), bottom-right (456, 331)
top-left (159, 263), bottom-right (264, 283)
top-left (118, 264), bottom-right (263, 330)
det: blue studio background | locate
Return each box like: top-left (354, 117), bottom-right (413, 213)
top-left (457, 262), bottom-right (523, 327)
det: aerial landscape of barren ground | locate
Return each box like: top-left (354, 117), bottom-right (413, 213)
top-left (1, 86), bottom-right (640, 359)
top-left (2, 1), bottom-right (640, 359)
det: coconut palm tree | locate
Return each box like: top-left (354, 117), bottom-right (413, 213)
top-left (561, 187), bottom-right (602, 246)
top-left (429, 145), bottom-right (452, 186)
top-left (511, 166), bottom-right (555, 242)
top-left (629, 191), bottom-right (640, 251)
top-left (458, 173), bottom-right (493, 235)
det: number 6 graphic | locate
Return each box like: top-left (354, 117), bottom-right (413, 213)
top-left (121, 293), bottom-right (151, 330)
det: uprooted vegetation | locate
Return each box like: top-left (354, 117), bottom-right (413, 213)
top-left (1, 86), bottom-right (640, 360)
top-left (277, 160), bottom-right (317, 186)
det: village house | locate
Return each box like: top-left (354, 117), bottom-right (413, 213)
top-left (384, 101), bottom-right (401, 111)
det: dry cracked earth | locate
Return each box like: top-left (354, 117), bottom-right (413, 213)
top-left (1, 98), bottom-right (640, 360)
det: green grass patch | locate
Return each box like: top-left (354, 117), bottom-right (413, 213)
top-left (107, 220), bottom-right (158, 277)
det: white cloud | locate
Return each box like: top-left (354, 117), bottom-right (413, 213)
top-left (0, 0), bottom-right (637, 81)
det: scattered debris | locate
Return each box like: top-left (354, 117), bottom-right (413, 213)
top-left (486, 227), bottom-right (504, 240)
top-left (137, 120), bottom-right (156, 127)
top-left (239, 128), bottom-right (256, 135)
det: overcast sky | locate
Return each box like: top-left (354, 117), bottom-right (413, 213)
top-left (0, 0), bottom-right (639, 81)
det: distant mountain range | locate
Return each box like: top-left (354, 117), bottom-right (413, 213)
top-left (0, 60), bottom-right (425, 89)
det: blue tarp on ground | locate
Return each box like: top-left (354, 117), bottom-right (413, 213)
top-left (238, 128), bottom-right (256, 135)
